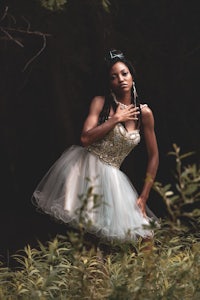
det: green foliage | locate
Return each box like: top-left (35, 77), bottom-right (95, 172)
top-left (39, 0), bottom-right (111, 12)
top-left (154, 144), bottom-right (200, 230)
top-left (0, 145), bottom-right (200, 298)
top-left (101, 0), bottom-right (111, 12)
top-left (40, 0), bottom-right (67, 11)
top-left (0, 229), bottom-right (200, 299)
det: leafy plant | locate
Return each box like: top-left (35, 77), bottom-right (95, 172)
top-left (1, 145), bottom-right (200, 299)
top-left (0, 230), bottom-right (200, 299)
top-left (39, 0), bottom-right (111, 12)
top-left (40, 0), bottom-right (67, 11)
top-left (153, 144), bottom-right (200, 230)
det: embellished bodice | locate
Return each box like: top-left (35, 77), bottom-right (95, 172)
top-left (86, 123), bottom-right (140, 168)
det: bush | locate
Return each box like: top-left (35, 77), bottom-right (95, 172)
top-left (154, 144), bottom-right (200, 232)
top-left (0, 145), bottom-right (200, 299)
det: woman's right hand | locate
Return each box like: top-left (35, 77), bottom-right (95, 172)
top-left (114, 104), bottom-right (140, 123)
top-left (81, 97), bottom-right (140, 147)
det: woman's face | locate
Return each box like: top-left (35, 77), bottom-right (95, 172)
top-left (109, 61), bottom-right (133, 95)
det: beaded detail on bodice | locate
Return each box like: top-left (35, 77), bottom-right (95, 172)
top-left (86, 123), bottom-right (140, 168)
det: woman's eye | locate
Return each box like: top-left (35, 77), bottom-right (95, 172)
top-left (123, 72), bottom-right (128, 76)
top-left (110, 75), bottom-right (116, 80)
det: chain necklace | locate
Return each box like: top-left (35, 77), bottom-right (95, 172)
top-left (111, 92), bottom-right (137, 109)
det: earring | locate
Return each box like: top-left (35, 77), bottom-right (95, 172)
top-left (132, 82), bottom-right (138, 107)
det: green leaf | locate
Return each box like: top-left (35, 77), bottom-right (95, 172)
top-left (179, 152), bottom-right (195, 160)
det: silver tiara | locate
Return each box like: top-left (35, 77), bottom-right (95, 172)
top-left (109, 51), bottom-right (124, 60)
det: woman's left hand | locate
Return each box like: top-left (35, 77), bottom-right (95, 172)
top-left (137, 196), bottom-right (147, 217)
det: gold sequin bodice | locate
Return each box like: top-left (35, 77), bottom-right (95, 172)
top-left (87, 123), bottom-right (140, 168)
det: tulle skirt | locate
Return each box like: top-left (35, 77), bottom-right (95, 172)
top-left (32, 145), bottom-right (156, 241)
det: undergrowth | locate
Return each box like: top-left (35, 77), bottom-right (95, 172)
top-left (0, 145), bottom-right (199, 299)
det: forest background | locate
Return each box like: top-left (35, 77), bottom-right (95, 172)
top-left (0, 0), bottom-right (199, 258)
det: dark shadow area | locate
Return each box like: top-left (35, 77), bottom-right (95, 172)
top-left (0, 0), bottom-right (199, 259)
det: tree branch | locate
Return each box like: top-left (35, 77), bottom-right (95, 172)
top-left (0, 6), bottom-right (8, 22)
top-left (22, 34), bottom-right (47, 72)
top-left (0, 6), bottom-right (52, 71)
top-left (0, 27), bottom-right (24, 47)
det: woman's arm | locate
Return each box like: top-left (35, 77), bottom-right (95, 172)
top-left (137, 106), bottom-right (159, 216)
top-left (81, 96), bottom-right (139, 147)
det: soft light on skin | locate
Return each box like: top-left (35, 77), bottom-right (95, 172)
top-left (109, 62), bottom-right (133, 100)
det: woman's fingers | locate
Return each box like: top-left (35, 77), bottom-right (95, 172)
top-left (115, 104), bottom-right (140, 121)
top-left (128, 107), bottom-right (140, 120)
top-left (128, 107), bottom-right (140, 114)
top-left (137, 198), bottom-right (147, 217)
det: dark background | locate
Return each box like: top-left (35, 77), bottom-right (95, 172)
top-left (0, 0), bottom-right (199, 260)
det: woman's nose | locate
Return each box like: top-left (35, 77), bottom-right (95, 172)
top-left (118, 74), bottom-right (124, 82)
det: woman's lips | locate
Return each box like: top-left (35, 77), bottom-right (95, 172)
top-left (120, 84), bottom-right (128, 88)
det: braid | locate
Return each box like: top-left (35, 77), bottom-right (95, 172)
top-left (98, 94), bottom-right (111, 124)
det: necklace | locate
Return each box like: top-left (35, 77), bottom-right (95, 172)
top-left (112, 93), bottom-right (129, 109)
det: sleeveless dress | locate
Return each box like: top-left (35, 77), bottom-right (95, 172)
top-left (32, 123), bottom-right (155, 241)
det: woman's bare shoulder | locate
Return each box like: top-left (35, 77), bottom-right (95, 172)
top-left (91, 95), bottom-right (105, 104)
top-left (140, 104), bottom-right (154, 125)
top-left (140, 104), bottom-right (152, 115)
top-left (89, 96), bottom-right (105, 112)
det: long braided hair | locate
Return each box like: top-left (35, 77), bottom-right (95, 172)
top-left (99, 49), bottom-right (142, 128)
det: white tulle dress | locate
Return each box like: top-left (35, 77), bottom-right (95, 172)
top-left (32, 122), bottom-right (156, 241)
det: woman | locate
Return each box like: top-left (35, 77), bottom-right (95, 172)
top-left (32, 49), bottom-right (159, 241)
